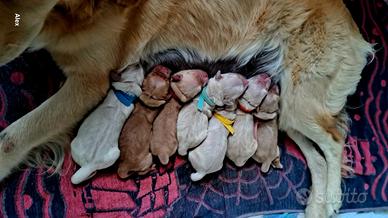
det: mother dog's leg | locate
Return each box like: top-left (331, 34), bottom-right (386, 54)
top-left (287, 130), bottom-right (327, 218)
top-left (294, 116), bottom-right (345, 216)
top-left (0, 72), bottom-right (109, 180)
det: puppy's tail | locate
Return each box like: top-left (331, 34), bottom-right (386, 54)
top-left (158, 153), bottom-right (170, 165)
top-left (190, 172), bottom-right (206, 182)
top-left (178, 145), bottom-right (188, 156)
top-left (71, 165), bottom-right (97, 185)
top-left (261, 161), bottom-right (271, 173)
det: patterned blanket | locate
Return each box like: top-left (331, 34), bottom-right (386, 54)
top-left (0, 0), bottom-right (387, 217)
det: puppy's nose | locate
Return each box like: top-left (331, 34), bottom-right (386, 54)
top-left (172, 74), bottom-right (183, 82)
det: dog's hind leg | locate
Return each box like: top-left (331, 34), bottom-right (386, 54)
top-left (293, 116), bottom-right (344, 217)
top-left (0, 73), bottom-right (109, 181)
top-left (287, 130), bottom-right (328, 218)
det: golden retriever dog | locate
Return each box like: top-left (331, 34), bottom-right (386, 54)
top-left (0, 0), bottom-right (372, 217)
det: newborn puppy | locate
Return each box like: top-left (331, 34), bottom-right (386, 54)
top-left (177, 71), bottom-right (248, 155)
top-left (227, 74), bottom-right (271, 167)
top-left (189, 74), bottom-right (248, 181)
top-left (70, 64), bottom-right (144, 184)
top-left (117, 65), bottom-right (171, 178)
top-left (189, 110), bottom-right (236, 182)
top-left (253, 85), bottom-right (283, 173)
top-left (150, 69), bottom-right (208, 165)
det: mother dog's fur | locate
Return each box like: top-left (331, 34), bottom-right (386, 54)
top-left (0, 0), bottom-right (372, 217)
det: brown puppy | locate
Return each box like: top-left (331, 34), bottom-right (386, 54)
top-left (117, 65), bottom-right (171, 178)
top-left (150, 69), bottom-right (208, 165)
top-left (0, 0), bottom-right (373, 216)
top-left (253, 85), bottom-right (283, 173)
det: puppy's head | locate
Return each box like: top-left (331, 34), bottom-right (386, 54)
top-left (139, 65), bottom-right (172, 107)
top-left (207, 71), bottom-right (248, 107)
top-left (112, 64), bottom-right (144, 84)
top-left (170, 69), bottom-right (208, 103)
top-left (0, 0), bottom-right (59, 65)
top-left (258, 84), bottom-right (280, 116)
top-left (239, 74), bottom-right (271, 112)
top-left (111, 64), bottom-right (144, 95)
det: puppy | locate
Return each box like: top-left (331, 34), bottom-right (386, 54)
top-left (177, 71), bottom-right (248, 155)
top-left (227, 74), bottom-right (271, 167)
top-left (253, 85), bottom-right (283, 173)
top-left (70, 64), bottom-right (144, 184)
top-left (151, 69), bottom-right (208, 165)
top-left (189, 75), bottom-right (248, 181)
top-left (117, 65), bottom-right (171, 178)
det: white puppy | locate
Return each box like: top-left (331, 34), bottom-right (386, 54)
top-left (188, 73), bottom-right (248, 181)
top-left (70, 64), bottom-right (144, 184)
top-left (177, 71), bottom-right (247, 155)
top-left (189, 110), bottom-right (236, 181)
top-left (227, 74), bottom-right (271, 167)
top-left (176, 97), bottom-right (214, 156)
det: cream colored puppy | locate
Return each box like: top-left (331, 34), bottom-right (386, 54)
top-left (253, 85), bottom-right (283, 173)
top-left (189, 110), bottom-right (236, 181)
top-left (189, 74), bottom-right (248, 181)
top-left (71, 64), bottom-right (144, 184)
top-left (177, 71), bottom-right (247, 155)
top-left (227, 74), bottom-right (271, 167)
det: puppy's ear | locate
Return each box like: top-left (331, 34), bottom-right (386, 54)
top-left (110, 70), bottom-right (122, 82)
top-left (207, 79), bottom-right (224, 106)
top-left (171, 83), bottom-right (188, 102)
top-left (270, 85), bottom-right (280, 95)
top-left (139, 94), bottom-right (166, 107)
top-left (194, 70), bottom-right (208, 85)
top-left (199, 73), bottom-right (209, 85)
top-left (264, 78), bottom-right (271, 89)
top-left (253, 111), bottom-right (277, 120)
top-left (214, 70), bottom-right (223, 81)
top-left (241, 77), bottom-right (249, 88)
top-left (257, 74), bottom-right (271, 89)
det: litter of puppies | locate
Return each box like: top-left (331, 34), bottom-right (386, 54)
top-left (70, 65), bottom-right (283, 184)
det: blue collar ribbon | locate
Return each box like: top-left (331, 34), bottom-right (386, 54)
top-left (113, 89), bottom-right (137, 107)
top-left (197, 86), bottom-right (216, 111)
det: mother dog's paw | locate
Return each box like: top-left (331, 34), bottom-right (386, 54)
top-left (0, 131), bottom-right (19, 181)
top-left (326, 192), bottom-right (342, 217)
top-left (305, 202), bottom-right (327, 218)
top-left (0, 132), bottom-right (15, 153)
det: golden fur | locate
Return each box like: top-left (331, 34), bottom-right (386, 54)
top-left (0, 0), bottom-right (373, 217)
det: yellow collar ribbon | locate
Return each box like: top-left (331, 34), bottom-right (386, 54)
top-left (214, 112), bottom-right (235, 135)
